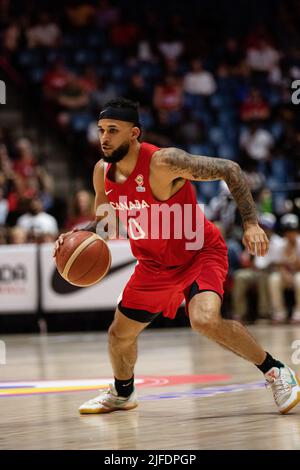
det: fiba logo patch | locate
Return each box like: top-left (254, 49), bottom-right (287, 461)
top-left (0, 80), bottom-right (6, 105)
top-left (135, 174), bottom-right (145, 192)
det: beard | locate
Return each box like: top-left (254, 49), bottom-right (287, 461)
top-left (101, 142), bottom-right (130, 163)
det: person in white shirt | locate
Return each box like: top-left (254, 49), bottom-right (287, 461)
top-left (240, 121), bottom-right (274, 162)
top-left (268, 214), bottom-right (300, 323)
top-left (246, 38), bottom-right (280, 77)
top-left (183, 59), bottom-right (217, 96)
top-left (17, 197), bottom-right (58, 243)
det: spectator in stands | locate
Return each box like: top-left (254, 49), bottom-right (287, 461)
top-left (26, 13), bottom-right (61, 48)
top-left (232, 213), bottom-right (280, 323)
top-left (8, 226), bottom-right (28, 244)
top-left (57, 75), bottom-right (90, 128)
top-left (126, 73), bottom-right (151, 107)
top-left (65, 189), bottom-right (94, 230)
top-left (43, 59), bottom-right (72, 102)
top-left (268, 213), bottom-right (300, 323)
top-left (3, 21), bottom-right (21, 52)
top-left (219, 38), bottom-right (244, 74)
top-left (157, 31), bottom-right (184, 61)
top-left (240, 120), bottom-right (274, 170)
top-left (94, 0), bottom-right (120, 29)
top-left (78, 66), bottom-right (98, 94)
top-left (183, 59), bottom-right (217, 97)
top-left (16, 197), bottom-right (58, 243)
top-left (246, 38), bottom-right (280, 75)
top-left (208, 181), bottom-right (238, 236)
top-left (153, 75), bottom-right (183, 121)
top-left (110, 11), bottom-right (140, 51)
top-left (240, 87), bottom-right (271, 122)
top-left (13, 138), bottom-right (37, 180)
top-left (65, 2), bottom-right (95, 28)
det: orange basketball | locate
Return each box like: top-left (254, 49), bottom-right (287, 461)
top-left (55, 231), bottom-right (111, 287)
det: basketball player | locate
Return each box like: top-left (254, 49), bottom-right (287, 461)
top-left (54, 98), bottom-right (300, 415)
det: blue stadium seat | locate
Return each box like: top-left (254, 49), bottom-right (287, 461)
top-left (209, 126), bottom-right (226, 146)
top-left (187, 143), bottom-right (214, 156)
top-left (18, 48), bottom-right (41, 67)
top-left (30, 67), bottom-right (45, 84)
top-left (70, 113), bottom-right (93, 132)
top-left (73, 49), bottom-right (96, 65)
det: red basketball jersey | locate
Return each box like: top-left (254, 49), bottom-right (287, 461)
top-left (104, 142), bottom-right (221, 266)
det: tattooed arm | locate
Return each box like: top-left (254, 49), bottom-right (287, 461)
top-left (155, 147), bottom-right (269, 256)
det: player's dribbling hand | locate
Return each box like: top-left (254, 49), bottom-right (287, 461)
top-left (242, 224), bottom-right (269, 257)
top-left (53, 229), bottom-right (78, 257)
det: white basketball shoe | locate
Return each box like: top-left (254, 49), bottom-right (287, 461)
top-left (265, 366), bottom-right (300, 414)
top-left (79, 384), bottom-right (138, 414)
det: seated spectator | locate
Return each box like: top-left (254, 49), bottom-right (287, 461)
top-left (43, 59), bottom-right (72, 102)
top-left (13, 138), bottom-right (37, 180)
top-left (153, 75), bottom-right (183, 117)
top-left (232, 213), bottom-right (280, 322)
top-left (58, 75), bottom-right (90, 111)
top-left (126, 73), bottom-right (151, 107)
top-left (57, 75), bottom-right (90, 128)
top-left (157, 32), bottom-right (184, 61)
top-left (65, 189), bottom-right (94, 230)
top-left (268, 213), bottom-right (300, 323)
top-left (143, 109), bottom-right (178, 147)
top-left (219, 38), bottom-right (244, 74)
top-left (3, 21), bottom-right (21, 52)
top-left (183, 59), bottom-right (217, 97)
top-left (78, 66), bottom-right (98, 94)
top-left (246, 38), bottom-right (280, 74)
top-left (110, 13), bottom-right (140, 50)
top-left (94, 0), bottom-right (120, 29)
top-left (26, 13), bottom-right (61, 48)
top-left (240, 87), bottom-right (270, 122)
top-left (8, 226), bottom-right (28, 244)
top-left (65, 2), bottom-right (95, 28)
top-left (240, 120), bottom-right (274, 168)
top-left (17, 197), bottom-right (58, 243)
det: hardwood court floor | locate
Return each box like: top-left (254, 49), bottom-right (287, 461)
top-left (0, 325), bottom-right (300, 450)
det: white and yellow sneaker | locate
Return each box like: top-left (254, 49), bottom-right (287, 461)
top-left (265, 366), bottom-right (300, 414)
top-left (79, 384), bottom-right (138, 414)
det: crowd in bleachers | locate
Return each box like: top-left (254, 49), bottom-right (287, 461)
top-left (1, 0), bottom-right (300, 322)
top-left (1, 0), bottom-right (300, 193)
top-left (0, 128), bottom-right (59, 243)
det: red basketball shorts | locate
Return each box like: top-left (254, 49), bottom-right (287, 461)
top-left (118, 233), bottom-right (229, 322)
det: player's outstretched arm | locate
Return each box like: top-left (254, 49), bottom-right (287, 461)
top-left (155, 147), bottom-right (269, 256)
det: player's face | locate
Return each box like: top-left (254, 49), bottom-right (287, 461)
top-left (98, 119), bottom-right (134, 163)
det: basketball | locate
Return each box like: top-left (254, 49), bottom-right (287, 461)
top-left (55, 231), bottom-right (111, 287)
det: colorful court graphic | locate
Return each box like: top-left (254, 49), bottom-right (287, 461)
top-left (0, 374), bottom-right (231, 397)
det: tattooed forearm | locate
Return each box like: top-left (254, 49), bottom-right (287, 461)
top-left (159, 148), bottom-right (258, 227)
top-left (222, 160), bottom-right (258, 227)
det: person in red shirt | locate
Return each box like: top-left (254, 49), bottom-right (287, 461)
top-left (54, 98), bottom-right (300, 416)
top-left (240, 87), bottom-right (270, 122)
top-left (65, 189), bottom-right (94, 230)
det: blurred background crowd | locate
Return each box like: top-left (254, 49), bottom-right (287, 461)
top-left (1, 0), bottom-right (300, 322)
